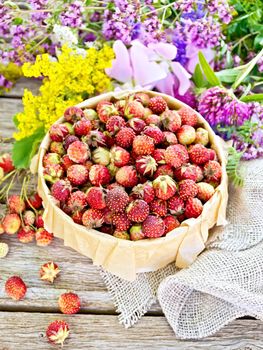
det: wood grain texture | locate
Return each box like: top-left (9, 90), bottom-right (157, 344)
top-left (0, 98), bottom-right (22, 140)
top-left (0, 313), bottom-right (262, 350)
top-left (3, 78), bottom-right (40, 98)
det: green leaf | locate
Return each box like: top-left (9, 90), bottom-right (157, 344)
top-left (12, 17), bottom-right (23, 25)
top-left (215, 68), bottom-right (239, 83)
top-left (254, 33), bottom-right (263, 49)
top-left (12, 127), bottom-right (45, 169)
top-left (226, 147), bottom-right (245, 187)
top-left (198, 51), bottom-right (221, 86)
top-left (240, 93), bottom-right (263, 102)
top-left (192, 64), bottom-right (206, 88)
top-left (232, 48), bottom-right (263, 89)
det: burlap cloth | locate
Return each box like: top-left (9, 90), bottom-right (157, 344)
top-left (101, 158), bottom-right (263, 339)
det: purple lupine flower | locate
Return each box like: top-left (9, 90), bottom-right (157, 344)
top-left (207, 0), bottom-right (233, 24)
top-left (60, 0), bottom-right (84, 28)
top-left (28, 0), bottom-right (49, 24)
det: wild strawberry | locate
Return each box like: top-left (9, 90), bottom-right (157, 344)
top-left (143, 125), bottom-right (164, 145)
top-left (149, 198), bottom-right (167, 217)
top-left (83, 108), bottom-right (98, 121)
top-left (134, 92), bottom-right (150, 106)
top-left (43, 153), bottom-right (61, 167)
top-left (59, 292), bottom-right (81, 314)
top-left (97, 101), bottom-right (118, 123)
top-left (132, 182), bottom-right (155, 203)
top-left (113, 230), bottom-right (130, 240)
top-left (17, 226), bottom-right (35, 243)
top-left (163, 215), bottom-right (180, 234)
top-left (168, 195), bottom-right (185, 215)
top-left (174, 164), bottom-right (201, 182)
top-left (49, 124), bottom-right (69, 142)
top-left (153, 164), bottom-right (174, 179)
top-left (112, 213), bottom-right (131, 230)
top-left (153, 175), bottom-right (177, 200)
top-left (144, 114), bottom-right (162, 126)
top-left (106, 115), bottom-right (126, 134)
top-left (106, 187), bottom-right (129, 213)
top-left (0, 153), bottom-right (14, 173)
top-left (51, 179), bottom-right (72, 202)
top-left (35, 213), bottom-right (44, 228)
top-left (67, 141), bottom-right (90, 164)
top-left (84, 130), bottom-right (107, 147)
top-left (185, 197), bottom-right (203, 218)
top-left (153, 149), bottom-right (166, 164)
top-left (64, 106), bottom-right (84, 123)
top-left (115, 99), bottom-right (126, 115)
top-left (142, 215), bottom-right (165, 238)
top-left (162, 131), bottom-right (178, 146)
top-left (165, 144), bottom-right (189, 168)
top-left (148, 96), bottom-right (167, 114)
top-left (43, 164), bottom-right (64, 183)
top-left (92, 147), bottom-right (111, 166)
top-left (177, 106), bottom-right (198, 127)
top-left (103, 131), bottom-right (115, 148)
top-left (125, 100), bottom-right (145, 119)
top-left (50, 141), bottom-right (65, 156)
top-left (197, 182), bottom-right (215, 202)
top-left (67, 191), bottom-right (87, 213)
top-left (102, 207), bottom-right (114, 225)
top-left (204, 160), bottom-right (222, 182)
top-left (130, 224), bottom-right (145, 241)
top-left (188, 144), bottom-right (210, 165)
top-left (71, 210), bottom-right (84, 224)
top-left (26, 192), bottom-right (43, 210)
top-left (207, 148), bottom-right (217, 161)
top-left (67, 164), bottom-right (89, 186)
top-left (89, 164), bottom-right (111, 186)
top-left (135, 156), bottom-right (157, 177)
top-left (74, 118), bottom-right (92, 136)
top-left (177, 125), bottom-right (196, 145)
top-left (40, 261), bottom-right (60, 283)
top-left (35, 228), bottom-right (54, 246)
top-left (195, 127), bottom-right (209, 146)
top-left (5, 276), bottom-right (27, 300)
top-left (132, 135), bottom-right (155, 156)
top-left (46, 320), bottom-right (69, 346)
top-left (126, 200), bottom-right (149, 223)
top-left (8, 195), bottom-right (26, 214)
top-left (116, 127), bottom-right (136, 148)
top-left (161, 110), bottom-right (181, 132)
top-left (86, 187), bottom-right (106, 210)
top-left (82, 208), bottom-right (104, 228)
top-left (128, 118), bottom-right (146, 134)
top-left (2, 213), bottom-right (21, 234)
top-left (178, 179), bottom-right (198, 201)
top-left (107, 162), bottom-right (119, 177)
top-left (110, 146), bottom-right (130, 167)
top-left (144, 107), bottom-right (153, 118)
top-left (116, 165), bottom-right (138, 187)
top-left (0, 242), bottom-right (9, 258)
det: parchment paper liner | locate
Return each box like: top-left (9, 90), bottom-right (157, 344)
top-left (33, 90), bottom-right (228, 281)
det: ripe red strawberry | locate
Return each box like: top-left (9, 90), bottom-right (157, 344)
top-left (116, 165), bottom-right (138, 187)
top-left (128, 118), bottom-right (146, 134)
top-left (177, 106), bottom-right (198, 127)
top-left (207, 148), bottom-right (217, 161)
top-left (43, 164), bottom-right (64, 183)
top-left (130, 224), bottom-right (145, 240)
top-left (144, 114), bottom-right (162, 126)
top-left (82, 209), bottom-right (104, 228)
top-left (153, 164), bottom-right (174, 179)
top-left (148, 96), bottom-right (167, 114)
top-left (110, 146), bottom-right (130, 167)
top-left (2, 213), bottom-right (21, 234)
top-left (126, 199), bottom-right (149, 223)
top-left (74, 118), bottom-right (92, 136)
top-left (35, 228), bottom-right (54, 246)
top-left (59, 292), bottom-right (81, 314)
top-left (67, 191), bottom-right (87, 213)
top-left (35, 213), bottom-right (44, 228)
top-left (5, 276), bottom-right (27, 300)
top-left (168, 195), bottom-right (185, 215)
top-left (165, 144), bottom-right (189, 168)
top-left (63, 135), bottom-right (79, 151)
top-left (49, 124), bottom-right (69, 142)
top-left (132, 135), bottom-right (155, 156)
top-left (97, 101), bottom-right (118, 123)
top-left (71, 210), bottom-right (84, 224)
top-left (103, 131), bottom-right (115, 148)
top-left (8, 195), bottom-right (26, 214)
top-left (134, 92), bottom-right (150, 106)
top-left (112, 213), bottom-right (131, 230)
top-left (185, 197), bottom-right (203, 218)
top-left (161, 110), bottom-right (181, 132)
top-left (89, 164), bottom-right (111, 186)
top-left (177, 125), bottom-right (196, 145)
top-left (163, 215), bottom-right (180, 234)
top-left (17, 226), bottom-right (35, 243)
top-left (143, 125), bottom-right (164, 145)
top-left (204, 160), bottom-right (222, 182)
top-left (163, 131), bottom-right (178, 146)
top-left (135, 156), bottom-right (157, 176)
top-left (26, 192), bottom-right (42, 209)
top-left (142, 215), bottom-right (165, 238)
top-left (92, 147), bottom-right (111, 166)
top-left (132, 182), bottom-right (155, 203)
top-left (178, 179), bottom-right (198, 201)
top-left (23, 210), bottom-right (36, 226)
top-left (113, 230), bottom-right (130, 240)
top-left (153, 175), bottom-right (177, 200)
top-left (51, 179), bottom-right (72, 202)
top-left (174, 164), bottom-right (201, 182)
top-left (106, 187), bottom-right (129, 213)
top-left (125, 100), bottom-right (145, 119)
top-left (40, 262), bottom-right (60, 283)
top-left (195, 127), bottom-right (209, 146)
top-left (102, 207), bottom-right (114, 225)
top-left (49, 141), bottom-right (65, 155)
top-left (149, 198), bottom-right (167, 217)
top-left (188, 144), bottom-right (210, 165)
top-left (64, 106), bottom-right (84, 123)
top-left (61, 154), bottom-right (74, 171)
top-left (67, 141), bottom-right (90, 164)
top-left (116, 127), bottom-right (136, 148)
top-left (84, 130), bottom-right (107, 147)
top-left (153, 149), bottom-right (166, 164)
top-left (197, 182), bottom-right (215, 202)
top-left (67, 164), bottom-right (89, 186)
top-left (86, 187), bottom-right (106, 210)
top-left (46, 320), bottom-right (69, 346)
top-left (106, 115), bottom-right (126, 134)
top-left (0, 153), bottom-right (14, 173)
top-left (43, 153), bottom-right (61, 167)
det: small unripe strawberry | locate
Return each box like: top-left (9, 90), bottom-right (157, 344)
top-left (50, 141), bottom-right (65, 156)
top-left (197, 182), bottom-right (215, 202)
top-left (0, 242), bottom-right (9, 258)
top-left (142, 215), bottom-right (165, 238)
top-left (2, 213), bottom-right (21, 234)
top-left (86, 187), bottom-right (106, 210)
top-left (177, 106), bottom-right (198, 127)
top-left (163, 215), bottom-right (180, 234)
top-left (134, 92), bottom-right (150, 106)
top-left (89, 164), bottom-right (111, 186)
top-left (40, 261), bottom-right (60, 283)
top-left (177, 125), bottom-right (196, 145)
top-left (5, 276), bottom-right (27, 300)
top-left (74, 118), bottom-right (92, 136)
top-left (144, 114), bottom-right (162, 126)
top-left (83, 108), bottom-right (98, 120)
top-left (113, 230), bottom-right (130, 240)
top-left (92, 147), bottom-right (111, 166)
top-left (43, 164), bottom-right (64, 183)
top-left (116, 166), bottom-right (138, 188)
top-left (46, 320), bottom-right (69, 346)
top-left (23, 210), bottom-right (36, 226)
top-left (67, 141), bottom-right (90, 164)
top-left (148, 96), bottom-right (167, 114)
top-left (115, 99), bottom-right (126, 115)
top-left (35, 228), bottom-right (53, 246)
top-left (130, 224), bottom-right (145, 241)
top-left (8, 195), bottom-right (26, 214)
top-left (185, 197), bottom-right (203, 218)
top-left (59, 292), bottom-right (81, 314)
top-left (43, 152), bottom-right (61, 167)
top-left (195, 127), bottom-right (209, 146)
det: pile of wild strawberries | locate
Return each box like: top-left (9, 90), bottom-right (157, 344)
top-left (43, 92), bottom-right (222, 240)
